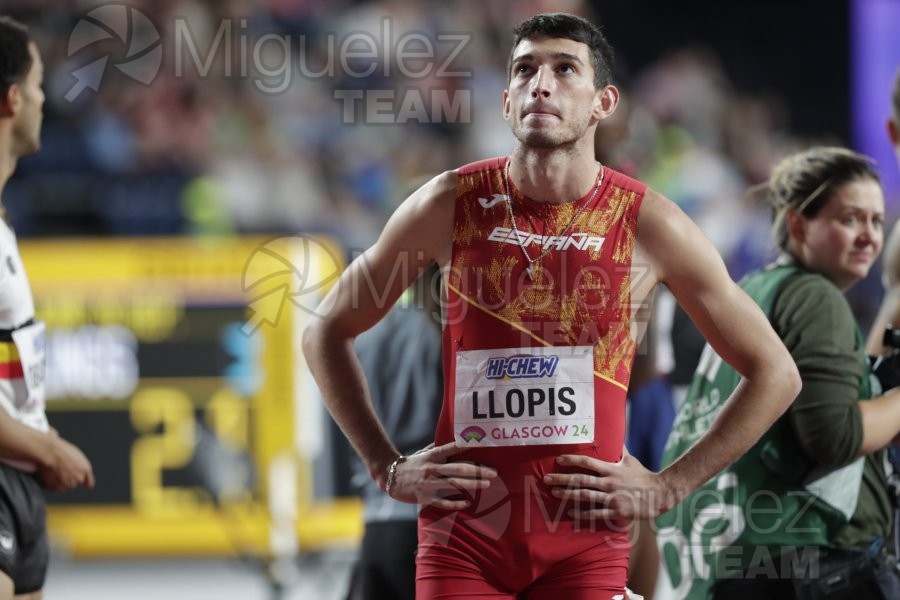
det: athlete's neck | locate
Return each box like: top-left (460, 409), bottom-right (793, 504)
top-left (508, 140), bottom-right (601, 205)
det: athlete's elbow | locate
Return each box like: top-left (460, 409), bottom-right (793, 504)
top-left (301, 317), bottom-right (331, 364)
top-left (772, 358), bottom-right (802, 412)
top-left (300, 321), bottom-right (318, 364)
top-left (744, 347), bottom-right (801, 415)
top-left (301, 310), bottom-right (353, 364)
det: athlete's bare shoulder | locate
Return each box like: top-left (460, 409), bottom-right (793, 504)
top-left (633, 188), bottom-right (693, 285)
top-left (406, 169), bottom-right (457, 220)
top-left (635, 188), bottom-right (686, 240)
top-left (633, 186), bottom-right (733, 293)
top-left (375, 168), bottom-right (457, 267)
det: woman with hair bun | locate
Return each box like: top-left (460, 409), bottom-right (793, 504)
top-left (657, 147), bottom-right (900, 599)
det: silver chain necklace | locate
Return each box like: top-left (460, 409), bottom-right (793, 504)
top-left (503, 158), bottom-right (604, 280)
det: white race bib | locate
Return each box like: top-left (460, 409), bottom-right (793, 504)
top-left (11, 320), bottom-right (46, 410)
top-left (454, 345), bottom-right (594, 447)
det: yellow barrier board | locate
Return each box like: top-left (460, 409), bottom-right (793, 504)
top-left (20, 236), bottom-right (359, 556)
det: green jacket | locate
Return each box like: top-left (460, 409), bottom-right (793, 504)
top-left (655, 264), bottom-right (892, 599)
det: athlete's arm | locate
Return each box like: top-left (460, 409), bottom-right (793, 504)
top-left (867, 221), bottom-right (900, 354)
top-left (646, 192), bottom-right (800, 502)
top-left (547, 191), bottom-right (800, 520)
top-left (0, 409), bottom-right (94, 490)
top-left (302, 171), bottom-right (496, 508)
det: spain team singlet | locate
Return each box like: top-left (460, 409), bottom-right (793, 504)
top-left (417, 156), bottom-right (647, 594)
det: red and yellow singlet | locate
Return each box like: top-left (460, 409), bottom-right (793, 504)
top-left (417, 156), bottom-right (647, 596)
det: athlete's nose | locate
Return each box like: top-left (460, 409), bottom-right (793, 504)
top-left (531, 65), bottom-right (553, 98)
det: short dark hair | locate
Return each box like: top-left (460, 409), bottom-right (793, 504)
top-left (0, 16), bottom-right (32, 95)
top-left (507, 13), bottom-right (614, 89)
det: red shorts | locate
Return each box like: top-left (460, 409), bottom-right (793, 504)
top-left (416, 478), bottom-right (630, 599)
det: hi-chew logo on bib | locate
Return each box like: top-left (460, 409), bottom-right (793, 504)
top-left (485, 354), bottom-right (559, 379)
top-left (454, 346), bottom-right (594, 447)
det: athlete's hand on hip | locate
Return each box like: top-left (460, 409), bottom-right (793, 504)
top-left (388, 441), bottom-right (498, 510)
top-left (543, 446), bottom-right (671, 521)
top-left (41, 436), bottom-right (96, 492)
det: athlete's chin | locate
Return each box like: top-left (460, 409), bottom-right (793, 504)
top-left (514, 130), bottom-right (575, 149)
top-left (14, 135), bottom-right (41, 157)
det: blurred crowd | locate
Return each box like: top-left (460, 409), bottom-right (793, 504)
top-left (3, 0), bottom-right (844, 254)
top-left (5, 0), bottom-right (882, 334)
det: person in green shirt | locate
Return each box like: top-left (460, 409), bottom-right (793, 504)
top-left (654, 146), bottom-right (900, 599)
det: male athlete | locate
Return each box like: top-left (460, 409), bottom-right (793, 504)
top-left (0, 16), bottom-right (95, 599)
top-left (304, 13), bottom-right (800, 598)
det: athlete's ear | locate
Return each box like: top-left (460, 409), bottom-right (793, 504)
top-left (502, 89), bottom-right (511, 122)
top-left (592, 84), bottom-right (619, 123)
top-left (0, 84), bottom-right (20, 118)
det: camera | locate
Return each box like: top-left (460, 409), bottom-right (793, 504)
top-left (870, 326), bottom-right (900, 392)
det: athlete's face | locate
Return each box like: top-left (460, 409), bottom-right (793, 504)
top-left (503, 37), bottom-right (611, 149)
top-left (790, 177), bottom-right (884, 291)
top-left (11, 43), bottom-right (45, 157)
